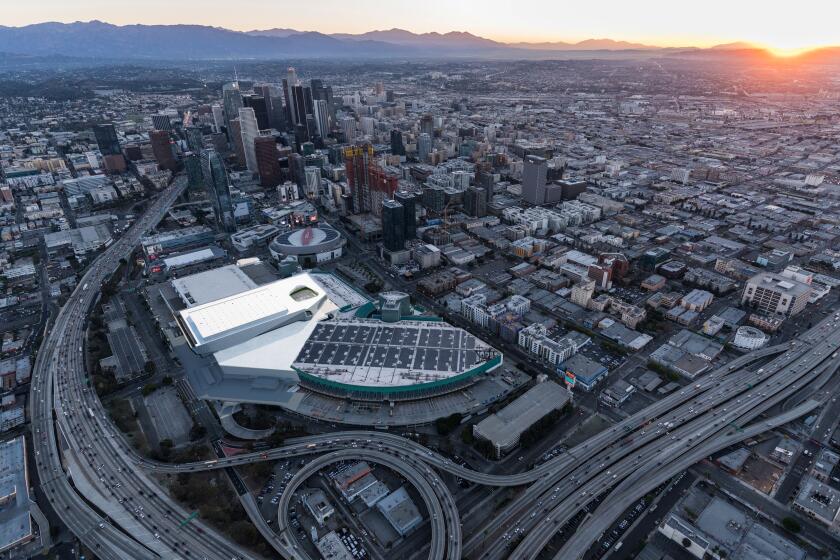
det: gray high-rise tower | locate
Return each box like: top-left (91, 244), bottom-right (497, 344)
top-left (522, 155), bottom-right (548, 205)
top-left (417, 133), bottom-right (432, 163)
top-left (382, 199), bottom-right (406, 253)
top-left (394, 191), bottom-right (417, 239)
top-left (238, 107), bottom-right (260, 174)
top-left (465, 186), bottom-right (487, 217)
top-left (222, 82), bottom-right (243, 137)
top-left (93, 123), bottom-right (121, 156)
top-left (314, 99), bottom-right (330, 138)
top-left (284, 68), bottom-right (299, 126)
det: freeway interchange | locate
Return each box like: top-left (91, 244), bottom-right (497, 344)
top-left (31, 178), bottom-right (262, 560)
top-left (29, 176), bottom-right (840, 560)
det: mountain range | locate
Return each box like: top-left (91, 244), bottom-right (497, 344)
top-left (0, 21), bottom-right (837, 63)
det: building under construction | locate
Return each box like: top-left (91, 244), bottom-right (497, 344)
top-left (343, 144), bottom-right (398, 216)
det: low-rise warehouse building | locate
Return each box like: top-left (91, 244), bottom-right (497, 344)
top-left (659, 497), bottom-right (805, 560)
top-left (473, 381), bottom-right (570, 457)
top-left (792, 476), bottom-right (840, 526)
top-left (0, 436), bottom-right (33, 554)
top-left (376, 486), bottom-right (422, 537)
top-left (599, 378), bottom-right (634, 407)
top-left (559, 353), bottom-right (608, 391)
top-left (303, 489), bottom-right (335, 527)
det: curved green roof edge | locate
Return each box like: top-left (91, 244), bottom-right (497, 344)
top-left (293, 354), bottom-right (502, 396)
top-left (354, 301), bottom-right (377, 318)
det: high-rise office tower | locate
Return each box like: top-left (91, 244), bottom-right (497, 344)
top-left (254, 83), bottom-right (285, 130)
top-left (210, 132), bottom-right (228, 154)
top-left (184, 152), bottom-right (204, 190)
top-left (341, 118), bottom-right (357, 143)
top-left (149, 130), bottom-right (176, 171)
top-left (382, 199), bottom-right (406, 252)
top-left (314, 99), bottom-right (330, 138)
top-left (390, 129), bottom-right (405, 156)
top-left (419, 113), bottom-right (434, 138)
top-left (238, 107), bottom-right (260, 174)
top-left (269, 92), bottom-right (287, 130)
top-left (394, 191), bottom-right (417, 239)
top-left (304, 166), bottom-right (322, 199)
top-left (422, 185), bottom-right (446, 214)
top-left (480, 172), bottom-right (496, 201)
top-left (222, 82), bottom-right (243, 136)
top-left (359, 117), bottom-right (376, 137)
top-left (93, 123), bottom-right (122, 156)
top-left (476, 163), bottom-right (495, 202)
top-left (200, 148), bottom-right (235, 232)
top-left (465, 185), bottom-right (487, 217)
top-left (305, 115), bottom-right (318, 142)
top-left (152, 114), bottom-right (173, 132)
top-left (417, 133), bottom-right (432, 163)
top-left (243, 94), bottom-right (270, 130)
top-left (522, 155), bottom-right (548, 205)
top-left (310, 79), bottom-right (335, 122)
top-left (289, 153), bottom-right (306, 189)
top-left (228, 119), bottom-right (246, 167)
top-left (283, 67), bottom-right (299, 126)
top-left (291, 85), bottom-right (313, 129)
top-left (211, 105), bottom-right (225, 133)
top-left (185, 126), bottom-right (204, 153)
top-left (254, 136), bottom-right (281, 187)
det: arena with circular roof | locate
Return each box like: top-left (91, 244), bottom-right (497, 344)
top-left (171, 268), bottom-right (507, 426)
top-left (269, 223), bottom-right (344, 268)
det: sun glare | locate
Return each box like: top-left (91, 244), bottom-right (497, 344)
top-left (765, 46), bottom-right (816, 58)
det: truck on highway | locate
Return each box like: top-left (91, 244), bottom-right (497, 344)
top-left (87, 407), bottom-right (95, 418)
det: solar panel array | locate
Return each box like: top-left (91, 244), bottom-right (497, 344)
top-left (294, 321), bottom-right (484, 384)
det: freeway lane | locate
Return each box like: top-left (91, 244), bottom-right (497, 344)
top-left (143, 342), bottom-right (792, 483)
top-left (132, 340), bottom-right (801, 560)
top-left (31, 177), bottom-right (260, 560)
top-left (474, 317), bottom-right (840, 560)
top-left (132, 313), bottom-right (840, 560)
top-left (508, 324), bottom-right (840, 560)
top-left (460, 342), bottom-right (799, 554)
top-left (550, 399), bottom-right (826, 560)
top-left (30, 180), bottom-right (188, 560)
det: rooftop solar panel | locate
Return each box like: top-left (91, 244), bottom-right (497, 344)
top-left (293, 319), bottom-right (498, 388)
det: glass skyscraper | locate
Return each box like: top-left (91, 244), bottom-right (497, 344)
top-left (200, 148), bottom-right (235, 232)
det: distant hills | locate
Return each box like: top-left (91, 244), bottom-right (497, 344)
top-left (0, 21), bottom-right (838, 63)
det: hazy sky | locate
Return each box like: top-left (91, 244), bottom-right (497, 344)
top-left (4, 0), bottom-right (839, 54)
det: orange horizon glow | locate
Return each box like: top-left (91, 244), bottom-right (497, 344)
top-left (3, 0), bottom-right (840, 59)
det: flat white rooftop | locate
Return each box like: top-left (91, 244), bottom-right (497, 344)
top-left (162, 247), bottom-right (223, 270)
top-left (311, 273), bottom-right (369, 311)
top-left (474, 381), bottom-right (570, 449)
top-left (172, 264), bottom-right (257, 307)
top-left (178, 273), bottom-right (327, 351)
